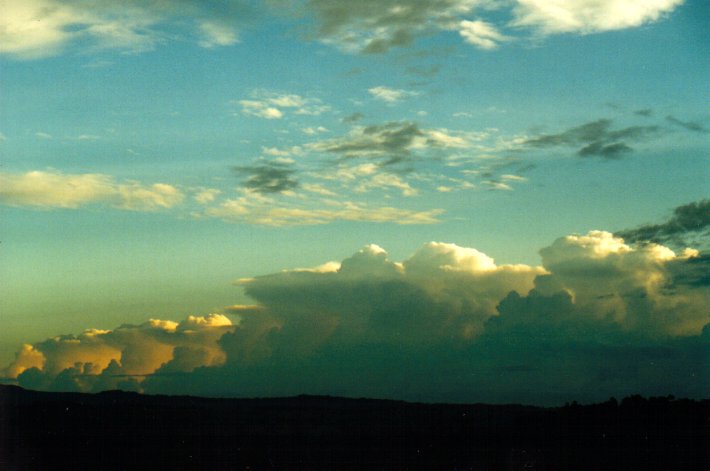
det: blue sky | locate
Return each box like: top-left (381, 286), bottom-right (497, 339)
top-left (1, 0), bottom-right (708, 402)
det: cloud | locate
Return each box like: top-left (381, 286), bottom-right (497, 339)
top-left (193, 188), bottom-right (222, 204)
top-left (0, 0), bottom-right (248, 59)
top-left (368, 86), bottom-right (419, 103)
top-left (511, 0), bottom-right (685, 35)
top-left (310, 121), bottom-right (474, 168)
top-left (302, 0), bottom-right (481, 53)
top-left (523, 118), bottom-right (661, 158)
top-left (235, 161), bottom-right (299, 194)
top-left (4, 315), bottom-right (235, 392)
top-left (197, 20), bottom-right (240, 48)
top-left (459, 19), bottom-right (509, 49)
top-left (236, 90), bottom-right (330, 119)
top-left (2, 0), bottom-right (686, 60)
top-left (0, 170), bottom-right (183, 210)
top-left (4, 231), bottom-right (707, 402)
top-left (204, 196), bottom-right (444, 226)
top-left (616, 199), bottom-right (710, 249)
top-left (297, 0), bottom-right (683, 54)
top-left (666, 115), bottom-right (707, 133)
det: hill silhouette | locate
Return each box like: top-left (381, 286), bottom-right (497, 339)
top-left (1, 385), bottom-right (707, 470)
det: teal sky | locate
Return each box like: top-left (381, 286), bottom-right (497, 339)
top-left (1, 0), bottom-right (708, 403)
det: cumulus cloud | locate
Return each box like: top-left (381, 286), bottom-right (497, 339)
top-left (0, 170), bottom-right (184, 210)
top-left (236, 90), bottom-right (330, 119)
top-left (4, 315), bottom-right (235, 392)
top-left (0, 0), bottom-right (251, 59)
top-left (616, 199), bottom-right (710, 250)
top-left (5, 231), bottom-right (707, 403)
top-left (511, 0), bottom-right (684, 35)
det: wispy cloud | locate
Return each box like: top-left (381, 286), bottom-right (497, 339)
top-left (459, 20), bottom-right (510, 50)
top-left (666, 115), bottom-right (707, 133)
top-left (524, 118), bottom-right (661, 159)
top-left (310, 121), bottom-right (476, 168)
top-left (204, 194), bottom-right (444, 226)
top-left (368, 86), bottom-right (419, 103)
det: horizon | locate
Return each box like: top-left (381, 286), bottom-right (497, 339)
top-left (1, 0), bottom-right (708, 406)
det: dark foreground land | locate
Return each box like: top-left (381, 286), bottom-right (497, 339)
top-left (0, 385), bottom-right (707, 470)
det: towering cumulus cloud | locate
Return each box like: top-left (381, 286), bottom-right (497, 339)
top-left (4, 232), bottom-right (707, 404)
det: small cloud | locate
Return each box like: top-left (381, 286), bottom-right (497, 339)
top-left (75, 134), bottom-right (101, 141)
top-left (368, 86), bottom-right (419, 104)
top-left (198, 21), bottom-right (239, 48)
top-left (459, 20), bottom-right (509, 50)
top-left (301, 183), bottom-right (337, 197)
top-left (500, 174), bottom-right (527, 182)
top-left (235, 90), bottom-right (329, 120)
top-left (485, 181), bottom-right (513, 191)
top-left (235, 161), bottom-right (299, 194)
top-left (302, 126), bottom-right (329, 135)
top-left (342, 112), bottom-right (364, 124)
top-left (666, 115), bottom-right (707, 133)
top-left (194, 188), bottom-right (222, 204)
top-left (35, 132), bottom-right (53, 140)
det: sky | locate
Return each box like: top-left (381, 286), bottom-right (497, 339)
top-left (0, 0), bottom-right (708, 404)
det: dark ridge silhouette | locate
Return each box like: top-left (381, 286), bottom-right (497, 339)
top-left (1, 385), bottom-right (707, 470)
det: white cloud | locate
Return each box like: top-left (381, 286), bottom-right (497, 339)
top-left (236, 91), bottom-right (330, 120)
top-left (198, 21), bottom-right (239, 48)
top-left (459, 19), bottom-right (509, 49)
top-left (194, 188), bottom-right (222, 204)
top-left (368, 86), bottom-right (419, 103)
top-left (511, 0), bottom-right (685, 34)
top-left (0, 0), bottom-right (248, 59)
top-left (354, 173), bottom-right (418, 196)
top-left (205, 195), bottom-right (444, 226)
top-left (0, 170), bottom-right (183, 210)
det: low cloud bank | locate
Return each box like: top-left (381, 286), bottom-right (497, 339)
top-left (4, 231), bottom-right (708, 404)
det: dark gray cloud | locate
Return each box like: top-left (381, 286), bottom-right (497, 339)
top-left (342, 112), bottom-right (364, 123)
top-left (312, 121), bottom-right (425, 167)
top-left (524, 118), bottom-right (661, 159)
top-left (234, 161), bottom-right (299, 194)
top-left (666, 115), bottom-right (708, 133)
top-left (303, 0), bottom-right (477, 54)
top-left (616, 199), bottom-right (710, 248)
